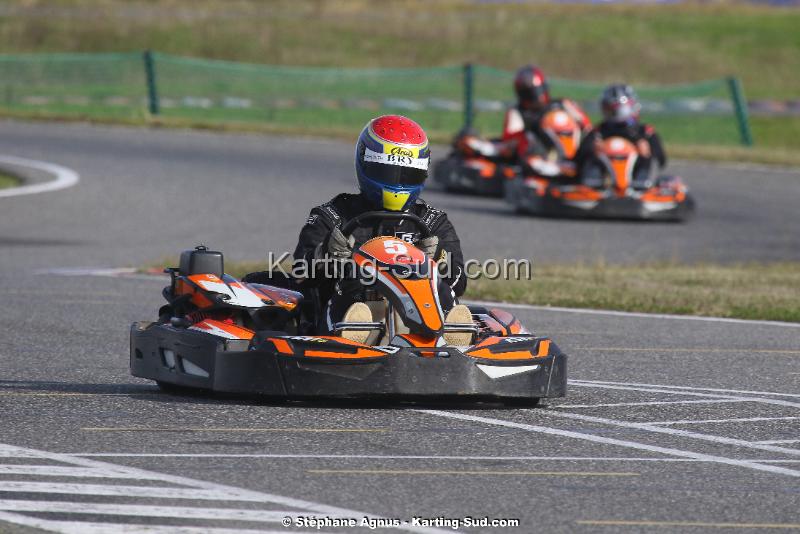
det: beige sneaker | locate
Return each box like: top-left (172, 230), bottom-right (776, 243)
top-left (340, 302), bottom-right (374, 344)
top-left (443, 304), bottom-right (473, 346)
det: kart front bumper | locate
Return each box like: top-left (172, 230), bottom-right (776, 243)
top-left (508, 181), bottom-right (695, 221)
top-left (131, 323), bottom-right (566, 401)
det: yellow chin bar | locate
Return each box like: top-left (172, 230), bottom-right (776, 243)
top-left (382, 189), bottom-right (411, 211)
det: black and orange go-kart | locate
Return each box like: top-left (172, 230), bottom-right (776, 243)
top-left (505, 136), bottom-right (695, 221)
top-left (433, 110), bottom-right (585, 197)
top-left (130, 213), bottom-right (566, 404)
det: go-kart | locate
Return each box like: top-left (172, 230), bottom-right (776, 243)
top-left (432, 109), bottom-right (584, 197)
top-left (506, 136), bottom-right (695, 221)
top-left (130, 213), bottom-right (566, 404)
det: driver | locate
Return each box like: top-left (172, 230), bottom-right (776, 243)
top-left (502, 64), bottom-right (593, 163)
top-left (455, 65), bottom-right (592, 177)
top-left (293, 115), bottom-right (470, 343)
top-left (577, 84), bottom-right (667, 189)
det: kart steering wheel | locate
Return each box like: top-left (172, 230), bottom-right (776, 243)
top-left (340, 211), bottom-right (432, 240)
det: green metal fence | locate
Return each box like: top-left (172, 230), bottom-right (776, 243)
top-left (0, 52), bottom-right (752, 146)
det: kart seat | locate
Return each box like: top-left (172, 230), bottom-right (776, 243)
top-left (179, 246), bottom-right (223, 278)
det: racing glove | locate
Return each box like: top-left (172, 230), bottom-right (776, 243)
top-left (313, 227), bottom-right (355, 261)
top-left (416, 236), bottom-right (439, 258)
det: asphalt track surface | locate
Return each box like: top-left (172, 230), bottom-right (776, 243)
top-left (0, 120), bottom-right (798, 533)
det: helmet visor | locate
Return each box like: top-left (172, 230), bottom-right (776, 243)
top-left (361, 161), bottom-right (427, 186)
top-left (361, 148), bottom-right (429, 186)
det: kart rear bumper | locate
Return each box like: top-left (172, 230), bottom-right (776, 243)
top-left (131, 323), bottom-right (566, 401)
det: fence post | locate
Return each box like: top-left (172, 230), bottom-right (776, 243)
top-left (463, 63), bottom-right (474, 130)
top-left (143, 50), bottom-right (160, 116)
top-left (727, 76), bottom-right (752, 146)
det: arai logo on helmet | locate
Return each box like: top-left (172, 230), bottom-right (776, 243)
top-left (390, 147), bottom-right (414, 158)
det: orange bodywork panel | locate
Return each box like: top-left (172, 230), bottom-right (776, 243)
top-left (304, 348), bottom-right (386, 359)
top-left (466, 158), bottom-right (497, 179)
top-left (175, 278), bottom-right (213, 309)
top-left (269, 336), bottom-right (386, 359)
top-left (247, 283), bottom-right (301, 311)
top-left (358, 237), bottom-right (427, 266)
top-left (640, 188), bottom-right (686, 203)
top-left (536, 339), bottom-right (551, 357)
top-left (541, 110), bottom-right (580, 159)
top-left (602, 137), bottom-right (637, 195)
top-left (561, 187), bottom-right (604, 201)
top-left (270, 338), bottom-right (293, 354)
top-left (467, 336), bottom-right (552, 360)
top-left (397, 334), bottom-right (439, 347)
top-left (467, 348), bottom-right (535, 361)
top-left (394, 278), bottom-right (443, 331)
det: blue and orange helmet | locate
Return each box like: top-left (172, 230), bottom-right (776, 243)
top-left (355, 115), bottom-right (430, 211)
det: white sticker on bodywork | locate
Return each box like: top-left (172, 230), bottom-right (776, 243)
top-left (195, 280), bottom-right (265, 308)
top-left (476, 364), bottom-right (540, 379)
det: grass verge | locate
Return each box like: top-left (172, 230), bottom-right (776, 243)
top-left (147, 259), bottom-right (800, 323)
top-left (0, 170), bottom-right (21, 189)
top-left (467, 262), bottom-right (800, 323)
top-left (2, 1), bottom-right (798, 99)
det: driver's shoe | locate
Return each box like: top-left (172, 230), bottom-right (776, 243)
top-left (443, 304), bottom-right (473, 346)
top-left (340, 302), bottom-right (374, 344)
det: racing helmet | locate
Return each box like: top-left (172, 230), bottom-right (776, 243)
top-left (514, 65), bottom-right (550, 109)
top-left (355, 115), bottom-right (430, 211)
top-left (601, 84), bottom-right (642, 123)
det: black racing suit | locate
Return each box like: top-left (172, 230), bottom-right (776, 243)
top-left (577, 121), bottom-right (667, 188)
top-left (292, 193), bottom-right (466, 332)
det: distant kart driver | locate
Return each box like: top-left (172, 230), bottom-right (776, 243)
top-left (293, 115), bottom-right (470, 344)
top-left (455, 64), bottom-right (592, 178)
top-left (577, 84), bottom-right (667, 189)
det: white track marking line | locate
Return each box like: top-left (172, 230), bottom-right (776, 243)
top-left (0, 465), bottom-right (165, 479)
top-left (542, 411), bottom-right (800, 457)
top-left (571, 379), bottom-right (800, 399)
top-left (415, 410), bottom-right (800, 477)
top-left (0, 155), bottom-right (79, 198)
top-left (756, 439), bottom-right (800, 445)
top-left (0, 443), bottom-right (448, 534)
top-left (464, 299), bottom-right (800, 328)
top-left (0, 481), bottom-right (293, 501)
top-left (62, 453), bottom-right (721, 461)
top-left (0, 513), bottom-right (320, 534)
top-left (569, 381), bottom-right (800, 409)
top-left (65, 453), bottom-right (800, 464)
top-left (554, 399), bottom-right (748, 409)
top-left (0, 501), bottom-right (300, 522)
top-left (647, 416), bottom-right (800, 426)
